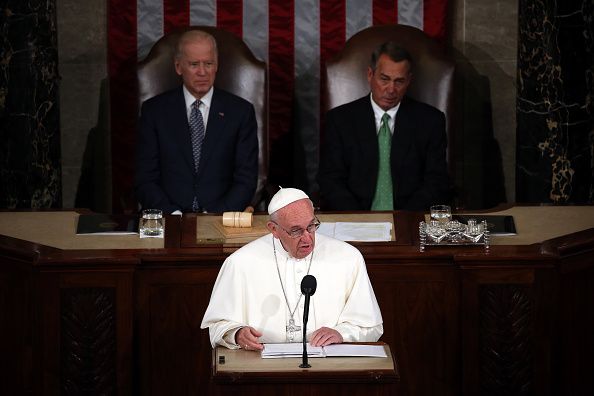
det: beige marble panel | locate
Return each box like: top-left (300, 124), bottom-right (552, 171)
top-left (449, 0), bottom-right (465, 49)
top-left (57, 0), bottom-right (107, 63)
top-left (471, 59), bottom-right (517, 202)
top-left (449, 0), bottom-right (519, 206)
top-left (61, 166), bottom-right (82, 208)
top-left (57, 0), bottom-right (108, 209)
top-left (464, 0), bottom-right (518, 61)
top-left (59, 65), bottom-right (106, 164)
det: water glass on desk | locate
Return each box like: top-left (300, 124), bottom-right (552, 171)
top-left (139, 209), bottom-right (164, 238)
top-left (430, 205), bottom-right (451, 224)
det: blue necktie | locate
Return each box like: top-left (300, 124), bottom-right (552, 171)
top-left (371, 113), bottom-right (394, 210)
top-left (189, 100), bottom-right (205, 211)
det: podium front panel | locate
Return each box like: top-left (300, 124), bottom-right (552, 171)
top-left (213, 343), bottom-right (399, 384)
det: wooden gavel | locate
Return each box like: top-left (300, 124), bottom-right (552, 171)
top-left (222, 207), bottom-right (254, 228)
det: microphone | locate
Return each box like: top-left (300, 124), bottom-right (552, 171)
top-left (299, 275), bottom-right (317, 368)
top-left (300, 275), bottom-right (317, 327)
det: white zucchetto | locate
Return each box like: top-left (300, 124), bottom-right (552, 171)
top-left (267, 187), bottom-right (310, 214)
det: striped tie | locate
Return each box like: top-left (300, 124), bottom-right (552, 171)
top-left (189, 100), bottom-right (205, 171)
top-left (189, 100), bottom-right (205, 211)
top-left (371, 113), bottom-right (393, 210)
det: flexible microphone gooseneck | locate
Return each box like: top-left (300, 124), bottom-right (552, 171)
top-left (299, 275), bottom-right (317, 368)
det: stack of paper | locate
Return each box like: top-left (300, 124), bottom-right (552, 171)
top-left (317, 222), bottom-right (392, 242)
top-left (261, 343), bottom-right (324, 358)
top-left (261, 343), bottom-right (387, 359)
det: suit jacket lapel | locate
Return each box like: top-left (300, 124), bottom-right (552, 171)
top-left (357, 97), bottom-right (379, 174)
top-left (197, 88), bottom-right (226, 176)
top-left (392, 97), bottom-right (414, 177)
top-left (172, 87), bottom-right (195, 171)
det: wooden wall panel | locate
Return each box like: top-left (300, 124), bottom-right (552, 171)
top-left (36, 270), bottom-right (133, 396)
top-left (136, 265), bottom-right (220, 396)
top-left (0, 261), bottom-right (32, 395)
top-left (461, 266), bottom-right (555, 396)
top-left (557, 262), bottom-right (594, 395)
top-left (60, 287), bottom-right (116, 394)
top-left (369, 263), bottom-right (459, 396)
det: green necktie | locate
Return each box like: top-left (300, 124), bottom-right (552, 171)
top-left (371, 113), bottom-right (393, 210)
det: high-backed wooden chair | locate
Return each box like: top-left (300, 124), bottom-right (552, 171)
top-left (324, 24), bottom-right (455, 175)
top-left (137, 26), bottom-right (268, 209)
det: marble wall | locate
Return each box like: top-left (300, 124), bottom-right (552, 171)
top-left (1, 0), bottom-right (62, 209)
top-left (516, 0), bottom-right (594, 204)
top-left (449, 0), bottom-right (518, 208)
top-left (57, 0), bottom-right (110, 211)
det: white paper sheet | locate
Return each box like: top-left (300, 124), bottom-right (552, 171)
top-left (261, 342), bottom-right (324, 358)
top-left (317, 222), bottom-right (392, 242)
top-left (261, 343), bottom-right (387, 358)
top-left (323, 344), bottom-right (387, 358)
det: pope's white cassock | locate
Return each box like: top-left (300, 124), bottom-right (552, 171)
top-left (201, 232), bottom-right (383, 348)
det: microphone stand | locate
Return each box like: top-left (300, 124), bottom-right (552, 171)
top-left (299, 293), bottom-right (311, 368)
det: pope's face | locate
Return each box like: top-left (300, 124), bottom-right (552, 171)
top-left (367, 54), bottom-right (412, 111)
top-left (267, 199), bottom-right (316, 259)
top-left (175, 38), bottom-right (218, 99)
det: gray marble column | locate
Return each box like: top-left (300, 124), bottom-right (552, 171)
top-left (0, 0), bottom-right (61, 209)
top-left (516, 0), bottom-right (594, 203)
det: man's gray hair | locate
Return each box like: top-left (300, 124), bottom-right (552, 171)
top-left (370, 41), bottom-right (413, 72)
top-left (175, 30), bottom-right (218, 60)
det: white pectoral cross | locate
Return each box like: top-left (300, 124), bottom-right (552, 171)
top-left (286, 318), bottom-right (301, 342)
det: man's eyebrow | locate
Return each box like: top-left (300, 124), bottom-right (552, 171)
top-left (289, 218), bottom-right (316, 229)
top-left (379, 72), bottom-right (408, 81)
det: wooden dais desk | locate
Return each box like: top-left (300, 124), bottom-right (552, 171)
top-left (1, 207), bottom-right (593, 396)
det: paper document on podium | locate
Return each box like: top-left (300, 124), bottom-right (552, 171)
top-left (317, 222), bottom-right (392, 242)
top-left (261, 343), bottom-right (387, 359)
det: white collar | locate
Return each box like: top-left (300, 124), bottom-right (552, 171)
top-left (370, 93), bottom-right (400, 123)
top-left (271, 235), bottom-right (314, 262)
top-left (183, 85), bottom-right (214, 109)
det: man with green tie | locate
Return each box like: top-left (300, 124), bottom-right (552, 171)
top-left (318, 42), bottom-right (450, 211)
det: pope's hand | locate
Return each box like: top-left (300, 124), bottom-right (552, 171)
top-left (310, 327), bottom-right (343, 347)
top-left (235, 326), bottom-right (263, 350)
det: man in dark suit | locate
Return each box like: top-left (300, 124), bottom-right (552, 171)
top-left (135, 30), bottom-right (258, 214)
top-left (318, 42), bottom-right (450, 211)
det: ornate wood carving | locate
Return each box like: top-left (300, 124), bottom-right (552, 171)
top-left (60, 288), bottom-right (116, 395)
top-left (479, 284), bottom-right (533, 395)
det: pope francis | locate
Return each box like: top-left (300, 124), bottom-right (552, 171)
top-left (200, 187), bottom-right (383, 350)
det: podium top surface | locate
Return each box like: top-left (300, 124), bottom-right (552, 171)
top-left (0, 211), bottom-right (164, 250)
top-left (2, 206), bottom-right (594, 250)
top-left (212, 343), bottom-right (399, 383)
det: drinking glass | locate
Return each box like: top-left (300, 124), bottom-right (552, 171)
top-left (430, 205), bottom-right (451, 224)
top-left (139, 209), bottom-right (164, 238)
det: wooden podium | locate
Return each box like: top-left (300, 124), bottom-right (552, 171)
top-left (211, 343), bottom-right (399, 395)
top-left (2, 207), bottom-right (594, 395)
